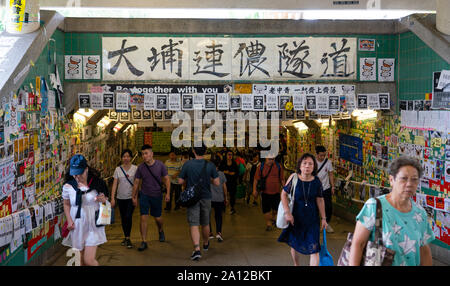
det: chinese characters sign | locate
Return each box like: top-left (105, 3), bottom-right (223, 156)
top-left (102, 37), bottom-right (357, 81)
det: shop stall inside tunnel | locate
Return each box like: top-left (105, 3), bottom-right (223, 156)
top-left (0, 3), bottom-right (449, 266)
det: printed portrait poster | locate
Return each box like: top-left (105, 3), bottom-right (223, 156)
top-left (407, 101), bottom-right (414, 111)
top-left (230, 95), bottom-right (241, 110)
top-left (399, 100), bottom-right (407, 111)
top-left (291, 94), bottom-right (305, 112)
top-left (142, 110), bottom-right (152, 120)
top-left (360, 58), bottom-right (376, 81)
top-left (379, 93), bottom-right (390, 109)
top-left (90, 93), bottom-right (103, 110)
top-left (279, 95), bottom-right (291, 110)
top-left (168, 94), bottom-right (181, 111)
top-left (156, 94), bottom-right (168, 110)
top-left (316, 95), bottom-right (328, 111)
top-left (357, 94), bottom-right (368, 109)
top-left (116, 92), bottom-right (130, 111)
top-left (241, 94), bottom-right (253, 111)
top-left (182, 94), bottom-right (193, 110)
top-left (306, 95), bottom-right (317, 110)
top-left (143, 93), bottom-right (156, 110)
top-left (103, 93), bottom-right (114, 109)
top-left (204, 94), bottom-right (216, 110)
top-left (266, 94), bottom-right (279, 111)
top-left (65, 55), bottom-right (82, 80)
top-left (378, 58), bottom-right (395, 82)
top-left (328, 95), bottom-right (340, 111)
top-left (253, 94), bottom-right (264, 111)
top-left (78, 93), bottom-right (90, 109)
top-left (193, 93), bottom-right (205, 110)
top-left (367, 93), bottom-right (380, 110)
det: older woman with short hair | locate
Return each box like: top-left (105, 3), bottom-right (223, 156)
top-left (349, 156), bottom-right (435, 266)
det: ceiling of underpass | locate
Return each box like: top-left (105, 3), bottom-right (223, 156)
top-left (40, 0), bottom-right (436, 19)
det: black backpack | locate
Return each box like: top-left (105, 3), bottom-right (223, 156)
top-left (177, 160), bottom-right (208, 207)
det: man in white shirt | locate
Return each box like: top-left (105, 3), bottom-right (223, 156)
top-left (315, 145), bottom-right (335, 233)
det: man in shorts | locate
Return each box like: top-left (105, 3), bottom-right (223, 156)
top-left (132, 145), bottom-right (170, 251)
top-left (253, 155), bottom-right (285, 231)
top-left (178, 146), bottom-right (220, 261)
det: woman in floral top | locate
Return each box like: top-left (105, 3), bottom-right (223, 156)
top-left (349, 156), bottom-right (435, 266)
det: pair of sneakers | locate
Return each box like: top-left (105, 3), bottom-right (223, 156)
top-left (137, 231), bottom-right (166, 251)
top-left (190, 242), bottom-right (210, 261)
top-left (121, 238), bottom-right (133, 249)
top-left (209, 232), bottom-right (224, 242)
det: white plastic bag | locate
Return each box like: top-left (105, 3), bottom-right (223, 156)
top-left (96, 201), bottom-right (111, 226)
top-left (276, 174), bottom-right (298, 229)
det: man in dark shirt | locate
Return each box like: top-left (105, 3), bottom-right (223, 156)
top-left (132, 145), bottom-right (170, 251)
top-left (178, 146), bottom-right (220, 261)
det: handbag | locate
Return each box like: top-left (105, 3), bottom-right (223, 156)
top-left (319, 228), bottom-right (334, 266)
top-left (276, 173), bottom-right (298, 229)
top-left (337, 198), bottom-right (395, 266)
top-left (177, 160), bottom-right (207, 207)
top-left (95, 201), bottom-right (112, 227)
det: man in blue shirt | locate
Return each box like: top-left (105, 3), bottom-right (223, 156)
top-left (178, 146), bottom-right (220, 261)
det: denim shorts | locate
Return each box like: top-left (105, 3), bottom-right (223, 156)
top-left (139, 193), bottom-right (163, 217)
top-left (187, 199), bottom-right (211, 226)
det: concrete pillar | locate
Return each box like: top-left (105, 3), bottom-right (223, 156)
top-left (436, 0), bottom-right (450, 35)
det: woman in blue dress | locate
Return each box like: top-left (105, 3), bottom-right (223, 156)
top-left (278, 153), bottom-right (328, 266)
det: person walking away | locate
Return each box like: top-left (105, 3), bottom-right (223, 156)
top-left (253, 155), bottom-right (285, 231)
top-left (178, 146), bottom-right (220, 261)
top-left (278, 153), bottom-right (328, 266)
top-left (349, 156), bottom-right (434, 266)
top-left (315, 146), bottom-right (336, 233)
top-left (165, 151), bottom-right (183, 211)
top-left (245, 152), bottom-right (259, 206)
top-left (131, 145), bottom-right (171, 251)
top-left (209, 158), bottom-right (228, 242)
top-left (220, 151), bottom-right (239, 214)
top-left (62, 154), bottom-right (109, 266)
top-left (111, 149), bottom-right (137, 249)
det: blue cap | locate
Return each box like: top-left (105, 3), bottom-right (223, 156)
top-left (70, 154), bottom-right (88, 176)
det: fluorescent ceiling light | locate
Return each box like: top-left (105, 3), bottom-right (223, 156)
top-left (294, 121), bottom-right (308, 131)
top-left (41, 7), bottom-right (434, 20)
top-left (352, 109), bottom-right (377, 120)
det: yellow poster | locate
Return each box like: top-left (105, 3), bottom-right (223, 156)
top-left (234, 84), bottom-right (252, 94)
top-left (9, 0), bottom-right (26, 32)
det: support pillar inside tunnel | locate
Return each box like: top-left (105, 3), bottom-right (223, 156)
top-left (436, 0), bottom-right (450, 35)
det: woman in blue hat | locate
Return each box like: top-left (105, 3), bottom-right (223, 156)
top-left (62, 154), bottom-right (109, 266)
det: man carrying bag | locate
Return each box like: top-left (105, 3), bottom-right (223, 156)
top-left (178, 146), bottom-right (220, 261)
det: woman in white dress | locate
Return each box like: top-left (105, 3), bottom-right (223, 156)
top-left (62, 154), bottom-right (108, 266)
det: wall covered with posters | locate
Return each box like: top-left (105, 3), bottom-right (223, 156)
top-left (0, 30), bottom-right (71, 266)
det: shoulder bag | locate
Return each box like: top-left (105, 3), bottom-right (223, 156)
top-left (276, 173), bottom-right (298, 229)
top-left (337, 198), bottom-right (395, 266)
top-left (177, 160), bottom-right (207, 207)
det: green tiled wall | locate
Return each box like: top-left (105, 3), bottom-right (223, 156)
top-left (64, 33), bottom-right (399, 83)
top-left (398, 31), bottom-right (450, 101)
top-left (21, 29), bottom-right (65, 93)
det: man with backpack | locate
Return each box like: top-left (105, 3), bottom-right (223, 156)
top-left (178, 146), bottom-right (220, 261)
top-left (252, 155), bottom-right (285, 231)
top-left (132, 145), bottom-right (171, 251)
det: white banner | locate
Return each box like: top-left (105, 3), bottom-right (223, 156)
top-left (102, 37), bottom-right (357, 81)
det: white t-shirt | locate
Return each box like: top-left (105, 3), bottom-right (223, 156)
top-left (316, 158), bottom-right (333, 190)
top-left (113, 165), bottom-right (138, 199)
